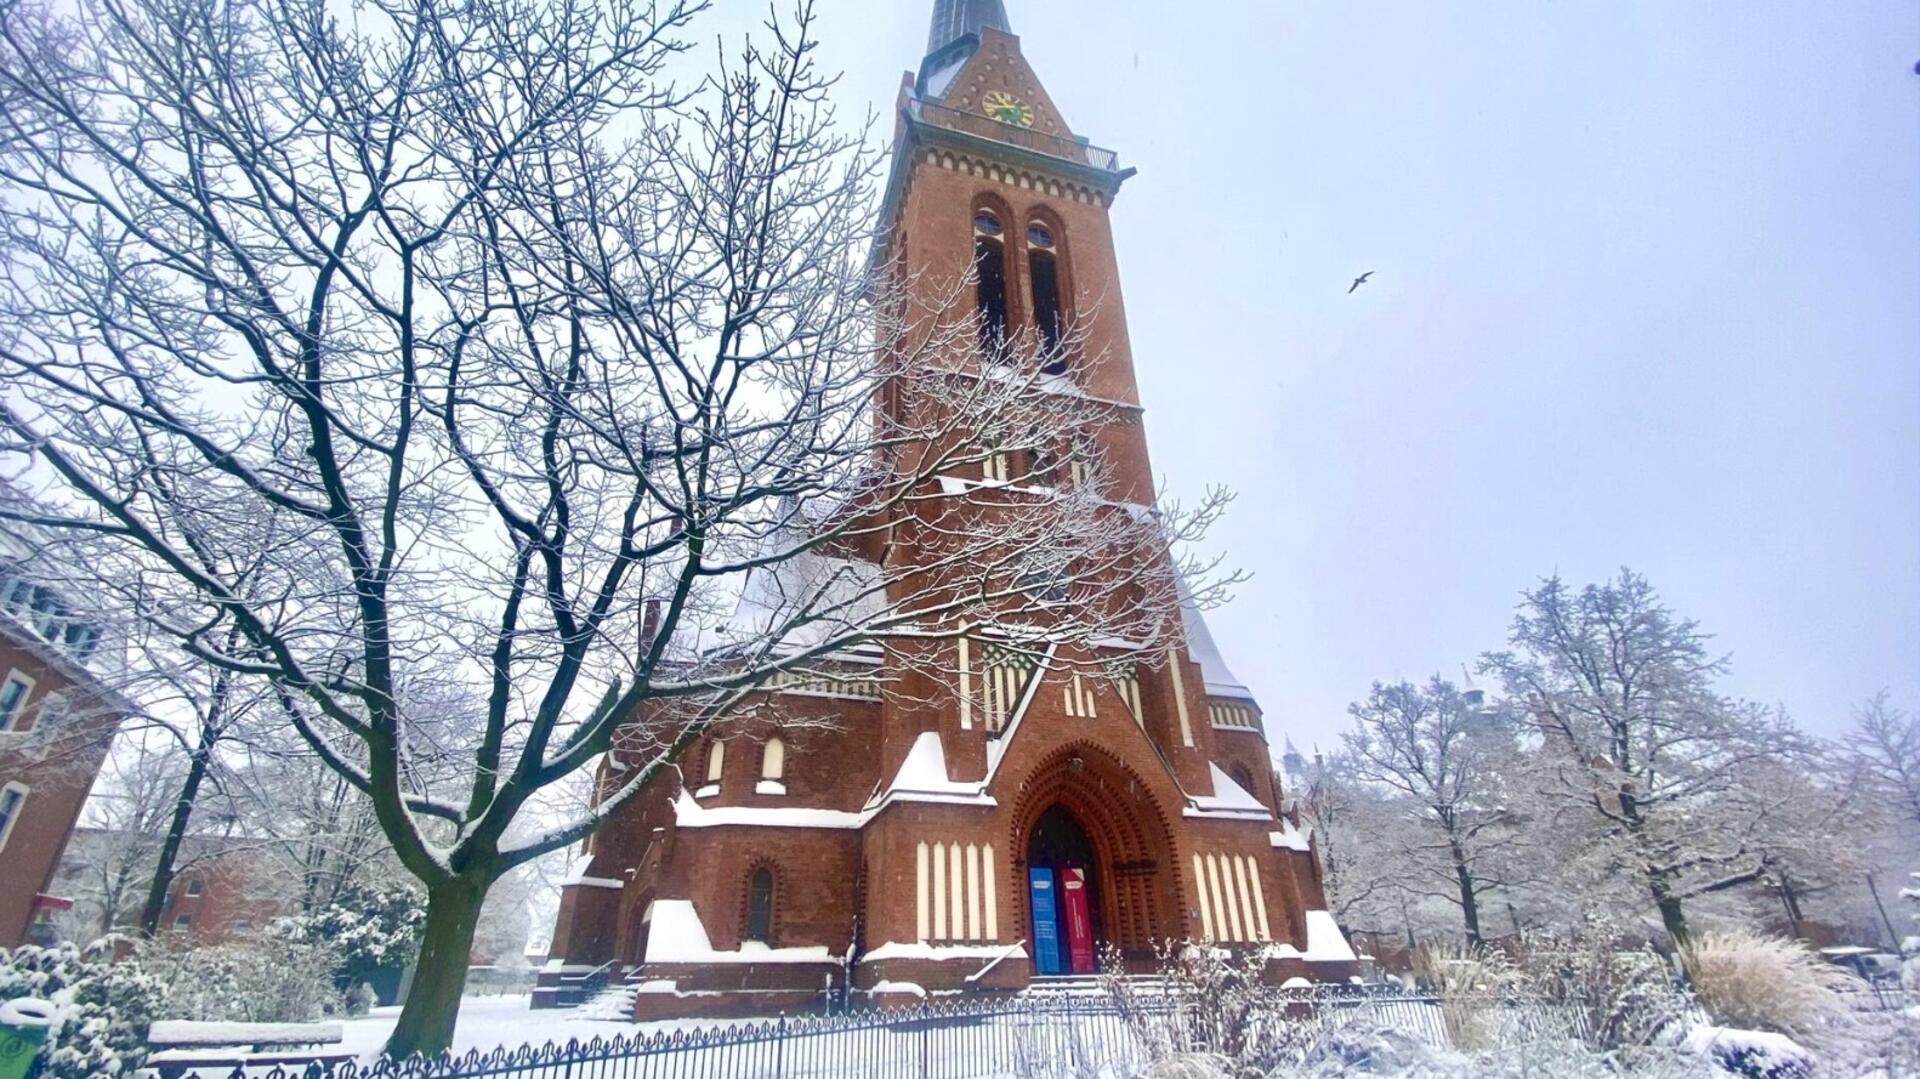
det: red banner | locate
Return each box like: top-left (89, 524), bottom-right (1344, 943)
top-left (1061, 867), bottom-right (1095, 973)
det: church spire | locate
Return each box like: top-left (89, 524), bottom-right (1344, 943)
top-left (925, 0), bottom-right (1012, 60)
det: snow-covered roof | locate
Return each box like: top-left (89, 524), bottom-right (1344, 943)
top-left (875, 732), bottom-right (995, 806)
top-left (1263, 911), bottom-right (1357, 964)
top-left (862, 940), bottom-right (1029, 963)
top-left (1269, 820), bottom-right (1314, 853)
top-left (1177, 577), bottom-right (1255, 702)
top-left (673, 790), bottom-right (869, 830)
top-left (1183, 763), bottom-right (1272, 821)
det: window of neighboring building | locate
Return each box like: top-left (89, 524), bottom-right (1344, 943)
top-left (0, 783), bottom-right (27, 852)
top-left (173, 914), bottom-right (192, 930)
top-left (0, 672), bottom-right (33, 731)
top-left (745, 867), bottom-right (774, 944)
top-left (62, 622), bottom-right (101, 662)
top-left (974, 210), bottom-right (1010, 361)
top-left (233, 918), bottom-right (254, 932)
top-left (185, 879), bottom-right (205, 897)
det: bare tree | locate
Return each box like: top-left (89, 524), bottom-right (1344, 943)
top-left (1847, 690), bottom-right (1920, 829)
top-left (0, 0), bottom-right (1214, 1054)
top-left (55, 742), bottom-right (180, 936)
top-left (1482, 570), bottom-right (1808, 946)
top-left (1343, 677), bottom-right (1536, 945)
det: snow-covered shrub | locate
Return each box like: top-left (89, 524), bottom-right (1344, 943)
top-left (1511, 920), bottom-right (1687, 1051)
top-left (273, 877), bottom-right (425, 992)
top-left (1413, 942), bottom-right (1528, 1051)
top-left (140, 934), bottom-right (343, 1022)
top-left (344, 981), bottom-right (377, 1017)
top-left (0, 940), bottom-right (165, 1078)
top-left (1103, 941), bottom-right (1391, 1074)
top-left (1679, 930), bottom-right (1849, 1039)
top-left (1681, 1025), bottom-right (1813, 1079)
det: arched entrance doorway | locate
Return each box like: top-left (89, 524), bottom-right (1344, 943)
top-left (1026, 805), bottom-right (1104, 974)
top-left (1009, 744), bottom-right (1181, 975)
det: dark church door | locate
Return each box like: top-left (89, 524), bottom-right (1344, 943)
top-left (1027, 805), bottom-right (1102, 974)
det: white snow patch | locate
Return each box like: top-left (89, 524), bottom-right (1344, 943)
top-left (755, 780), bottom-right (787, 795)
top-left (869, 732), bottom-right (995, 810)
top-left (862, 941), bottom-right (1029, 963)
top-left (1683, 1025), bottom-right (1811, 1072)
top-left (560, 852), bottom-right (618, 887)
top-left (1264, 911), bottom-right (1357, 964)
top-left (644, 900), bottom-right (840, 965)
top-left (868, 980), bottom-right (928, 999)
top-left (1185, 764), bottom-right (1271, 820)
top-left (631, 979), bottom-right (722, 999)
top-left (1303, 911), bottom-right (1358, 963)
top-left (673, 790), bottom-right (867, 830)
top-left (1270, 820), bottom-right (1313, 852)
top-left (149, 1021), bottom-right (343, 1048)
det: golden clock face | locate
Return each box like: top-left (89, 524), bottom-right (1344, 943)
top-left (982, 91), bottom-right (1035, 128)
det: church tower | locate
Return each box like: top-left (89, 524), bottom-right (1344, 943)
top-left (536, 1), bottom-right (1355, 1018)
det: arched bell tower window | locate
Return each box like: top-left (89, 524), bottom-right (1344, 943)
top-left (1026, 219), bottom-right (1066, 373)
top-left (745, 867), bottom-right (775, 943)
top-left (973, 210), bottom-right (1009, 362)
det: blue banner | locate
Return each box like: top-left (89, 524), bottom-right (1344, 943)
top-left (1028, 867), bottom-right (1061, 975)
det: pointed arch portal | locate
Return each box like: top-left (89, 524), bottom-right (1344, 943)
top-left (1010, 744), bottom-right (1181, 975)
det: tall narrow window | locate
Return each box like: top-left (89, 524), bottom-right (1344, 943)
top-left (0, 783), bottom-right (26, 852)
top-left (0, 672), bottom-right (33, 731)
top-left (761, 737), bottom-right (785, 781)
top-left (745, 867), bottom-right (775, 943)
top-left (974, 211), bottom-right (1009, 361)
top-left (700, 740), bottom-right (725, 795)
top-left (1027, 223), bottom-right (1066, 373)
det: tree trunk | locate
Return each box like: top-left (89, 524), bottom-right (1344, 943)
top-left (136, 727), bottom-right (218, 936)
top-left (385, 873), bottom-right (490, 1059)
top-left (1447, 838), bottom-right (1483, 945)
top-left (1648, 874), bottom-right (1691, 948)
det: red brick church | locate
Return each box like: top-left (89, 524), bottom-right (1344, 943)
top-left (540, 0), bottom-right (1355, 1018)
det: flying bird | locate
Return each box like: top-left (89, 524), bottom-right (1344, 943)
top-left (1348, 271), bottom-right (1374, 294)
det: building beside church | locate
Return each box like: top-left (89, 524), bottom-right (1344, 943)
top-left (540, 0), bottom-right (1354, 1018)
top-left (0, 533), bottom-right (127, 949)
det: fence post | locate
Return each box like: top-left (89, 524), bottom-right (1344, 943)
top-left (776, 1015), bottom-right (786, 1079)
top-left (919, 1014), bottom-right (930, 1079)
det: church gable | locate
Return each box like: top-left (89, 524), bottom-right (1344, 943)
top-left (930, 27), bottom-right (1076, 145)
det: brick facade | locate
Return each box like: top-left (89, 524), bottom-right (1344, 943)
top-left (0, 624), bottom-right (124, 948)
top-left (540, 8), bottom-right (1356, 1018)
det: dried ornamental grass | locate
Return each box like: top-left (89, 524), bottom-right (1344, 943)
top-left (1679, 930), bottom-right (1851, 1039)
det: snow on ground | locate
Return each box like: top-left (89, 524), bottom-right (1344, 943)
top-left (335, 994), bottom-right (754, 1059)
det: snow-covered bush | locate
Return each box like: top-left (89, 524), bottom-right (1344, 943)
top-left (1679, 930), bottom-right (1849, 1039)
top-left (273, 877), bottom-right (425, 992)
top-left (1413, 943), bottom-right (1534, 1051)
top-left (1102, 942), bottom-right (1397, 1074)
top-left (1511, 921), bottom-right (1686, 1051)
top-left (344, 981), bottom-right (378, 1017)
top-left (1681, 1025), bottom-right (1813, 1079)
top-left (0, 940), bottom-right (164, 1078)
top-left (140, 934), bottom-right (343, 1023)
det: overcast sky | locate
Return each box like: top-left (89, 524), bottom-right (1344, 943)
top-left (717, 2), bottom-right (1919, 751)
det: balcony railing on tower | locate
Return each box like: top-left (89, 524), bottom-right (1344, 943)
top-left (908, 98), bottom-right (1121, 173)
